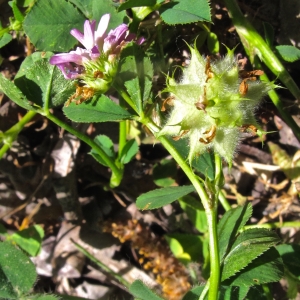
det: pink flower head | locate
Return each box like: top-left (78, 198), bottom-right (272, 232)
top-left (50, 14), bottom-right (145, 81)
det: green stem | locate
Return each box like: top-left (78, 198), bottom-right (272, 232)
top-left (262, 284), bottom-right (273, 300)
top-left (0, 143), bottom-right (10, 160)
top-left (43, 64), bottom-right (54, 116)
top-left (199, 281), bottom-right (210, 300)
top-left (113, 82), bottom-right (141, 116)
top-left (206, 205), bottom-right (220, 300)
top-left (214, 153), bottom-right (222, 194)
top-left (218, 191), bottom-right (231, 211)
top-left (146, 121), bottom-right (220, 300)
top-left (254, 56), bottom-right (300, 142)
top-left (224, 0), bottom-right (300, 140)
top-left (114, 76), bottom-right (222, 297)
top-left (118, 120), bottom-right (127, 158)
top-left (224, 0), bottom-right (300, 98)
top-left (118, 97), bottom-right (128, 158)
top-left (0, 110), bottom-right (37, 159)
top-left (45, 113), bottom-right (123, 187)
top-left (72, 239), bottom-right (131, 289)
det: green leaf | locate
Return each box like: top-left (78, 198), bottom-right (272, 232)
top-left (284, 269), bottom-right (300, 299)
top-left (136, 185), bottom-right (195, 210)
top-left (165, 233), bottom-right (203, 264)
top-left (23, 0), bottom-right (86, 51)
top-left (119, 43), bottom-right (153, 115)
top-left (15, 51), bottom-right (53, 78)
top-left (275, 45), bottom-right (300, 62)
top-left (67, 0), bottom-right (93, 19)
top-left (90, 135), bottom-right (116, 167)
top-left (165, 236), bottom-right (188, 261)
top-left (195, 31), bottom-right (208, 49)
top-left (0, 33), bottom-right (12, 48)
top-left (129, 280), bottom-right (164, 300)
top-left (11, 225), bottom-right (44, 257)
top-left (168, 137), bottom-right (215, 180)
top-left (182, 285), bottom-right (205, 300)
top-left (14, 59), bottom-right (54, 108)
top-left (63, 94), bottom-right (133, 122)
top-left (152, 158), bottom-right (177, 187)
top-left (15, 0), bottom-right (34, 7)
top-left (10, 0), bottom-right (24, 23)
top-left (223, 247), bottom-right (284, 287)
top-left (276, 244), bottom-right (300, 279)
top-left (218, 203), bottom-right (252, 262)
top-left (119, 139), bottom-right (139, 164)
top-left (245, 286), bottom-right (269, 300)
top-left (0, 241), bottom-right (37, 298)
top-left (221, 229), bottom-right (281, 282)
top-left (219, 285), bottom-right (250, 300)
top-left (179, 195), bottom-right (207, 233)
top-left (68, 0), bottom-right (128, 25)
top-left (0, 73), bottom-right (35, 111)
top-left (207, 32), bottom-right (219, 54)
top-left (15, 57), bottom-right (75, 108)
top-left (193, 151), bottom-right (215, 180)
top-left (263, 22), bottom-right (274, 47)
top-left (160, 0), bottom-right (211, 25)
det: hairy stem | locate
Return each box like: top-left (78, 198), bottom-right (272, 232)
top-left (146, 121), bottom-right (220, 300)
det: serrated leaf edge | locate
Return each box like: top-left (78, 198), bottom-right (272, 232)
top-left (221, 229), bottom-right (280, 282)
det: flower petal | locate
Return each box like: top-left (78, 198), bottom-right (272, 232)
top-left (136, 36), bottom-right (146, 45)
top-left (83, 20), bottom-right (96, 49)
top-left (70, 28), bottom-right (84, 45)
top-left (110, 24), bottom-right (128, 42)
top-left (50, 52), bottom-right (83, 65)
top-left (95, 14), bottom-right (110, 39)
top-left (56, 63), bottom-right (81, 79)
top-left (71, 20), bottom-right (96, 50)
top-left (103, 24), bottom-right (128, 53)
top-left (95, 14), bottom-right (110, 51)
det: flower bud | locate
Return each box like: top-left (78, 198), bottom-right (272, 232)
top-left (159, 45), bottom-right (272, 165)
top-left (50, 14), bottom-right (145, 105)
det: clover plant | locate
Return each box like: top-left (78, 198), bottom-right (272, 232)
top-left (1, 0), bottom-right (300, 299)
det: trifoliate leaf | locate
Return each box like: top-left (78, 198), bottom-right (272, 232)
top-left (23, 0), bottom-right (86, 51)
